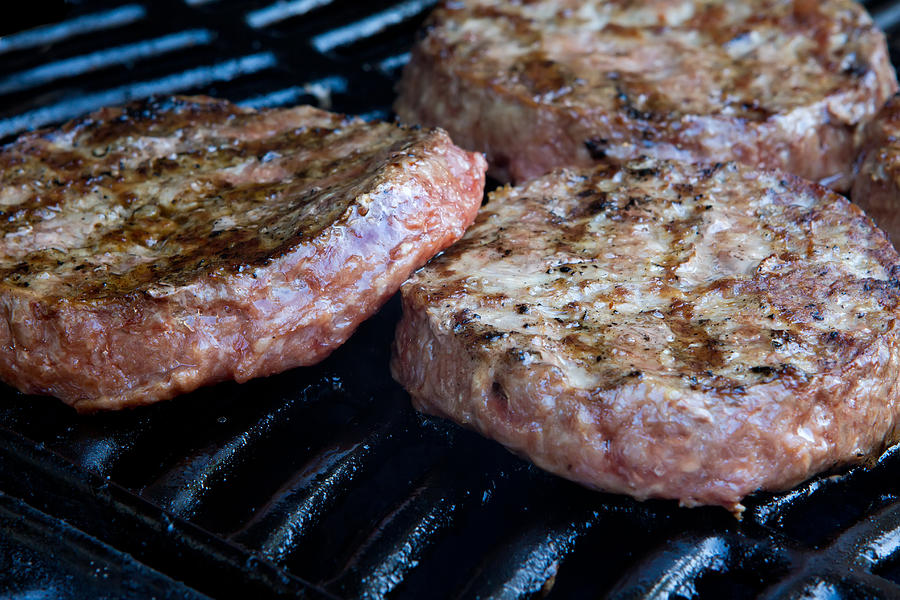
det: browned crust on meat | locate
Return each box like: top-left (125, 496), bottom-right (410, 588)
top-left (391, 160), bottom-right (900, 509)
top-left (0, 96), bottom-right (486, 411)
top-left (396, 0), bottom-right (897, 191)
top-left (852, 93), bottom-right (900, 246)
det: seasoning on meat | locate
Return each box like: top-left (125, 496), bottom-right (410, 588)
top-left (853, 93), bottom-right (900, 246)
top-left (396, 0), bottom-right (897, 191)
top-left (0, 95), bottom-right (486, 412)
top-left (391, 159), bottom-right (900, 511)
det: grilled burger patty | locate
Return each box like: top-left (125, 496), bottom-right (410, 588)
top-left (0, 96), bottom-right (486, 412)
top-left (396, 0), bottom-right (897, 191)
top-left (853, 93), bottom-right (900, 246)
top-left (391, 160), bottom-right (900, 510)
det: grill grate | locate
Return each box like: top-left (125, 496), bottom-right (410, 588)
top-left (4, 0), bottom-right (900, 598)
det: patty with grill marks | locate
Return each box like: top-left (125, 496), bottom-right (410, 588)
top-left (391, 159), bottom-right (900, 510)
top-left (0, 95), bottom-right (486, 412)
top-left (395, 0), bottom-right (897, 191)
top-left (853, 93), bottom-right (900, 246)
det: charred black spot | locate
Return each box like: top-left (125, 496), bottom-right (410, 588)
top-left (626, 107), bottom-right (654, 121)
top-left (558, 266), bottom-right (572, 274)
top-left (584, 138), bottom-right (608, 160)
top-left (481, 330), bottom-right (505, 343)
top-left (699, 163), bottom-right (725, 178)
top-left (843, 60), bottom-right (870, 78)
top-left (515, 304), bottom-right (529, 314)
top-left (630, 168), bottom-right (657, 179)
top-left (750, 366), bottom-right (774, 375)
top-left (452, 309), bottom-right (478, 332)
top-left (508, 348), bottom-right (527, 362)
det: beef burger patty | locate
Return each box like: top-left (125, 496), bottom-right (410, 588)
top-left (853, 93), bottom-right (900, 246)
top-left (391, 159), bottom-right (900, 510)
top-left (0, 96), bottom-right (486, 412)
top-left (396, 0), bottom-right (897, 191)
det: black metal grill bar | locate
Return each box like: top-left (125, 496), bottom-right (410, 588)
top-left (376, 52), bottom-right (411, 77)
top-left (0, 427), bottom-right (337, 599)
top-left (236, 75), bottom-right (351, 110)
top-left (309, 0), bottom-right (437, 53)
top-left (0, 52), bottom-right (278, 138)
top-left (874, 1), bottom-right (900, 32)
top-left (141, 394), bottom-right (310, 520)
top-left (0, 491), bottom-right (212, 600)
top-left (456, 512), bottom-right (601, 600)
top-left (327, 471), bottom-right (465, 599)
top-left (230, 416), bottom-right (404, 563)
top-left (0, 29), bottom-right (216, 96)
top-left (0, 4), bottom-right (147, 55)
top-left (246, 0), bottom-right (338, 29)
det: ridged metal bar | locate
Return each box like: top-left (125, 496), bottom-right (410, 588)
top-left (0, 491), bottom-right (213, 600)
top-left (311, 0), bottom-right (437, 53)
top-left (607, 536), bottom-right (731, 600)
top-left (832, 503), bottom-right (900, 570)
top-left (230, 418), bottom-right (402, 563)
top-left (873, 1), bottom-right (900, 32)
top-left (457, 513), bottom-right (602, 600)
top-left (757, 503), bottom-right (900, 598)
top-left (326, 467), bottom-right (472, 599)
top-left (246, 0), bottom-right (336, 29)
top-left (139, 387), bottom-right (328, 519)
top-left (0, 53), bottom-right (277, 138)
top-left (0, 428), bottom-right (336, 599)
top-left (377, 52), bottom-right (410, 76)
top-left (238, 76), bottom-right (349, 110)
top-left (606, 532), bottom-right (796, 600)
top-left (0, 5), bottom-right (147, 55)
top-left (0, 29), bottom-right (215, 96)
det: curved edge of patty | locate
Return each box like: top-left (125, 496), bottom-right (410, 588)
top-left (0, 123), bottom-right (486, 412)
top-left (390, 166), bottom-right (900, 511)
top-left (392, 289), bottom-right (900, 510)
top-left (852, 93), bottom-right (900, 246)
top-left (395, 2), bottom-right (897, 191)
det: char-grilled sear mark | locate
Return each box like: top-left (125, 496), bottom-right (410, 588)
top-left (0, 95), bottom-right (487, 411)
top-left (396, 0), bottom-right (897, 190)
top-left (392, 159), bottom-right (900, 509)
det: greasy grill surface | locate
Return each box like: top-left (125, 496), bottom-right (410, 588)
top-left (3, 0), bottom-right (900, 598)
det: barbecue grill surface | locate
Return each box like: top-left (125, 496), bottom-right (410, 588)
top-left (4, 1), bottom-right (900, 598)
